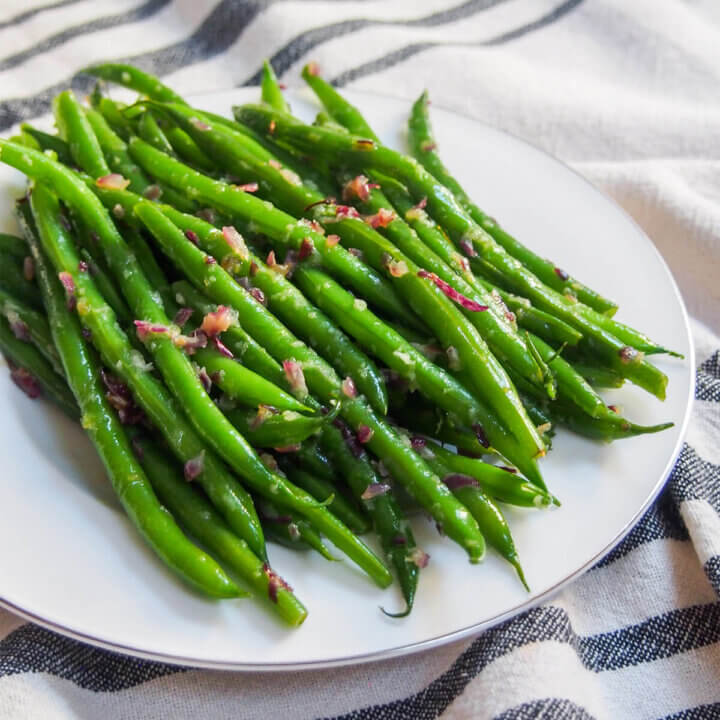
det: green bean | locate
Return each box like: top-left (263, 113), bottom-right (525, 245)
top-left (138, 110), bottom-right (176, 155)
top-left (0, 232), bottom-right (28, 259)
top-left (0, 285), bottom-right (63, 373)
top-left (193, 347), bottom-right (312, 413)
top-left (84, 62), bottom-right (187, 104)
top-left (84, 107), bottom-right (149, 193)
top-left (280, 462), bottom-right (370, 535)
top-left (226, 406), bottom-right (326, 447)
top-left (408, 91), bottom-right (617, 317)
top-left (255, 496), bottom-right (335, 561)
top-left (53, 90), bottom-right (110, 178)
top-left (235, 104), bottom-right (668, 400)
top-left (11, 166), bottom-right (266, 559)
top-left (159, 205), bottom-right (389, 415)
top-left (24, 204), bottom-right (240, 598)
top-left (570, 359), bottom-right (625, 389)
top-left (0, 253), bottom-right (42, 310)
top-left (261, 60), bottom-right (290, 113)
top-left (0, 313), bottom-right (78, 418)
top-left (19, 124), bottom-right (73, 165)
top-left (131, 433), bottom-right (311, 623)
top-left (293, 265), bottom-right (543, 483)
top-left (132, 192), bottom-right (485, 562)
top-left (171, 280), bottom-right (285, 384)
top-left (129, 110), bottom-right (415, 325)
top-left (418, 440), bottom-right (556, 508)
top-left (315, 426), bottom-right (421, 616)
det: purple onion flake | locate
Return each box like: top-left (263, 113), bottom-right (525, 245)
top-left (213, 336), bottom-right (233, 358)
top-left (185, 229), bottom-right (199, 246)
top-left (554, 267), bottom-right (569, 281)
top-left (473, 424), bottom-right (490, 449)
top-left (361, 482), bottom-right (390, 500)
top-left (411, 436), bottom-right (426, 450)
top-left (10, 366), bottom-right (42, 399)
top-left (184, 451), bottom-right (205, 482)
top-left (443, 473), bottom-right (479, 491)
top-left (10, 319), bottom-right (30, 342)
top-left (173, 307), bottom-right (194, 328)
top-left (197, 366), bottom-right (212, 393)
top-left (408, 548), bottom-right (430, 568)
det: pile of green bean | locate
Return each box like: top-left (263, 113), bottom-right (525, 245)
top-left (0, 61), bottom-right (677, 624)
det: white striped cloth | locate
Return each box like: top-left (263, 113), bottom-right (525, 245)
top-left (1, 1), bottom-right (720, 718)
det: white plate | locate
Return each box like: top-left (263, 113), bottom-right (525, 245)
top-left (0, 89), bottom-right (693, 670)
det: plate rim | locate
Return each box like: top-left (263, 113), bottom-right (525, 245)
top-left (0, 87), bottom-right (696, 671)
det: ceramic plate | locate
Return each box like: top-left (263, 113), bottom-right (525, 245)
top-left (0, 88), bottom-right (694, 670)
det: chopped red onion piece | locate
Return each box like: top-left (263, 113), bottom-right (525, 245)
top-left (268, 159), bottom-right (282, 169)
top-left (23, 256), bottom-right (34, 281)
top-left (204, 255), bottom-right (216, 265)
top-left (213, 336), bottom-right (233, 358)
top-left (10, 366), bottom-right (41, 398)
top-left (283, 360), bottom-right (308, 398)
top-left (408, 548), bottom-right (430, 568)
top-left (249, 287), bottom-right (266, 305)
top-left (411, 436), bottom-right (426, 450)
top-left (142, 184), bottom-right (162, 201)
top-left (112, 203), bottom-right (125, 219)
top-left (95, 173), bottom-right (130, 190)
top-left (266, 250), bottom-right (291, 276)
top-left (386, 258), bottom-right (408, 277)
top-left (473, 424), bottom-right (490, 449)
top-left (419, 140), bottom-right (436, 152)
top-left (234, 182), bottom-right (258, 193)
top-left (417, 270), bottom-right (488, 312)
top-left (554, 267), bottom-right (569, 281)
top-left (134, 320), bottom-right (170, 341)
top-left (391, 534), bottom-right (407, 546)
top-left (357, 425), bottom-right (374, 444)
top-left (287, 522), bottom-right (301, 541)
top-left (81, 327), bottom-right (92, 341)
top-left (184, 451), bottom-right (205, 481)
top-left (249, 260), bottom-right (259, 276)
top-left (341, 376), bottom-right (357, 398)
top-left (348, 247), bottom-right (363, 258)
top-left (57, 272), bottom-right (76, 310)
top-left (354, 138), bottom-right (375, 150)
top-left (200, 305), bottom-right (235, 337)
top-left (250, 404), bottom-right (276, 430)
top-left (459, 238), bottom-right (477, 257)
top-left (174, 329), bottom-right (208, 352)
top-left (306, 61), bottom-right (320, 76)
top-left (196, 208), bottom-right (216, 224)
top-left (618, 346), bottom-right (640, 364)
top-left (298, 237), bottom-right (314, 260)
top-left (443, 473), bottom-right (479, 491)
top-left (326, 234), bottom-right (340, 247)
top-left (263, 563), bottom-right (292, 603)
top-left (185, 229), bottom-right (199, 245)
top-left (78, 260), bottom-right (89, 273)
top-left (499, 465), bottom-right (518, 474)
top-left (342, 175), bottom-right (379, 202)
top-left (274, 443), bottom-right (301, 454)
top-left (189, 116), bottom-right (211, 131)
top-left (608, 404), bottom-right (619, 414)
top-left (365, 208), bottom-right (396, 229)
top-left (9, 317), bottom-right (30, 342)
top-left (361, 482), bottom-right (390, 500)
top-left (196, 365), bottom-right (212, 393)
top-left (222, 226), bottom-right (248, 258)
top-left (101, 369), bottom-right (144, 424)
top-left (173, 307), bottom-right (193, 327)
top-left (446, 345), bottom-right (461, 370)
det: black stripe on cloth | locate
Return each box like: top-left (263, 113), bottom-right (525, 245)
top-left (0, 0), bottom-right (171, 74)
top-left (0, 622), bottom-right (185, 690)
top-left (660, 702), bottom-right (720, 720)
top-left (0, 0), bottom-right (83, 31)
top-left (696, 350), bottom-right (720, 402)
top-left (327, 600), bottom-right (720, 719)
top-left (493, 698), bottom-right (597, 720)
top-left (242, 0), bottom-right (509, 86)
top-left (331, 0), bottom-right (585, 87)
top-left (667, 444), bottom-right (720, 510)
top-left (704, 556), bottom-right (720, 597)
top-left (0, 0), bottom-right (270, 130)
top-left (577, 602), bottom-right (720, 672)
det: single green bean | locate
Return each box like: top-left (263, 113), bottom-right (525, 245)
top-left (261, 60), bottom-right (290, 113)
